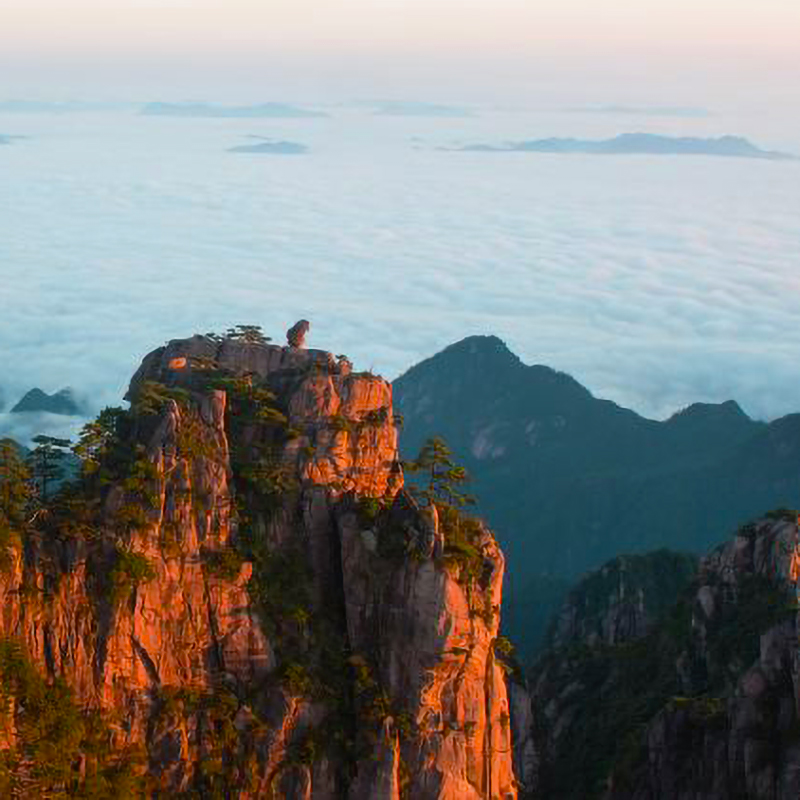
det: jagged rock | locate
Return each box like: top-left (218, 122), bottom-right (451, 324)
top-left (0, 334), bottom-right (521, 798)
top-left (548, 550), bottom-right (698, 650)
top-left (287, 319), bottom-right (311, 348)
top-left (528, 515), bottom-right (800, 799)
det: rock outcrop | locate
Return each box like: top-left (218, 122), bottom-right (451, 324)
top-left (527, 513), bottom-right (800, 799)
top-left (547, 550), bottom-right (698, 650)
top-left (0, 334), bottom-right (520, 798)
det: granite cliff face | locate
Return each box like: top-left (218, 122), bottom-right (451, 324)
top-left (527, 514), bottom-right (800, 799)
top-left (546, 550), bottom-right (698, 651)
top-left (0, 335), bottom-right (520, 798)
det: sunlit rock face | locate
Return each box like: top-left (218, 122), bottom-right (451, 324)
top-left (128, 335), bottom-right (402, 499)
top-left (0, 334), bottom-right (521, 798)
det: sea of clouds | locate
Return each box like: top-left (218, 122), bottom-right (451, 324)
top-left (1, 104), bottom-right (799, 443)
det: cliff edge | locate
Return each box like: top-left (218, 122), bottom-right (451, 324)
top-left (0, 334), bottom-right (520, 798)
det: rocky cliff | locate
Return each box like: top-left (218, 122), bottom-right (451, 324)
top-left (0, 334), bottom-right (520, 798)
top-left (546, 550), bottom-right (698, 650)
top-left (527, 513), bottom-right (800, 799)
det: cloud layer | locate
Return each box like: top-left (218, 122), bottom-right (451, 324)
top-left (1, 107), bottom-right (799, 446)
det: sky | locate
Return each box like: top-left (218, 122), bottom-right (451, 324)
top-left (2, 0), bottom-right (800, 104)
top-left (1, 0), bottom-right (800, 443)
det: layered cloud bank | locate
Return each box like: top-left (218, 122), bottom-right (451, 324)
top-left (1, 108), bottom-right (799, 431)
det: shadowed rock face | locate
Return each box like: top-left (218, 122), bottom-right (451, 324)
top-left (547, 550), bottom-right (699, 650)
top-left (0, 335), bottom-right (521, 798)
top-left (527, 515), bottom-right (800, 799)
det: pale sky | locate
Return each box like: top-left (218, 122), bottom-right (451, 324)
top-left (2, 0), bottom-right (799, 102)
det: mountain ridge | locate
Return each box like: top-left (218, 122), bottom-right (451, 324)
top-left (393, 335), bottom-right (797, 654)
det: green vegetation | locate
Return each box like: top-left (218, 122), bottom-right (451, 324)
top-left (218, 375), bottom-right (300, 518)
top-left (245, 545), bottom-right (312, 644)
top-left (108, 548), bottom-right (156, 606)
top-left (0, 440), bottom-right (32, 572)
top-left (224, 324), bottom-right (271, 344)
top-left (436, 502), bottom-right (485, 581)
top-left (0, 638), bottom-right (145, 797)
top-left (362, 407), bottom-right (389, 428)
top-left (201, 545), bottom-right (245, 581)
top-left (72, 407), bottom-right (128, 478)
top-left (534, 554), bottom-right (796, 798)
top-left (404, 436), bottom-right (474, 510)
top-left (28, 434), bottom-right (73, 503)
top-left (155, 686), bottom-right (254, 799)
top-left (130, 380), bottom-right (189, 416)
top-left (330, 413), bottom-right (354, 433)
top-left (356, 495), bottom-right (384, 527)
top-left (400, 436), bottom-right (487, 581)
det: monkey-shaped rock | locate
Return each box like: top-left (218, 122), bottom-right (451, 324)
top-left (287, 319), bottom-right (310, 348)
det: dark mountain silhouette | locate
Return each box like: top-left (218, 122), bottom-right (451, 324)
top-left (393, 336), bottom-right (800, 651)
top-left (11, 387), bottom-right (84, 415)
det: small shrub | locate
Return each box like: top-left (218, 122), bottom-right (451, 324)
top-left (201, 546), bottom-right (245, 582)
top-left (330, 414), bottom-right (354, 433)
top-left (108, 549), bottom-right (156, 605)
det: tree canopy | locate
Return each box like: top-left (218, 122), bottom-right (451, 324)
top-left (404, 436), bottom-right (475, 510)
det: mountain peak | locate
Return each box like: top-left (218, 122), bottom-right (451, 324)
top-left (437, 334), bottom-right (521, 365)
top-left (667, 399), bottom-right (750, 425)
top-left (10, 386), bottom-right (84, 416)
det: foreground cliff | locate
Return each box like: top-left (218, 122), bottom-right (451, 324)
top-left (527, 513), bottom-right (800, 799)
top-left (0, 334), bottom-right (519, 798)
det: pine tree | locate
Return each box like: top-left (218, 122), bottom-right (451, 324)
top-left (0, 439), bottom-right (34, 530)
top-left (404, 436), bottom-right (475, 510)
top-left (73, 407), bottom-right (127, 476)
top-left (225, 324), bottom-right (271, 344)
top-left (27, 435), bottom-right (72, 502)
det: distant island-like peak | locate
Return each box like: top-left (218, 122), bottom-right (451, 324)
top-left (449, 132), bottom-right (796, 160)
top-left (228, 137), bottom-right (308, 154)
top-left (10, 387), bottom-right (85, 416)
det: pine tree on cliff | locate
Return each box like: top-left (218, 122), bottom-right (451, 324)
top-left (27, 434), bottom-right (72, 502)
top-left (225, 324), bottom-right (271, 344)
top-left (72, 406), bottom-right (127, 478)
top-left (405, 436), bottom-right (475, 510)
top-left (0, 439), bottom-right (34, 530)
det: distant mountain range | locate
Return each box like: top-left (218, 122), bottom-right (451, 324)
top-left (228, 139), bottom-right (308, 155)
top-left (450, 133), bottom-right (796, 160)
top-left (10, 387), bottom-right (85, 416)
top-left (140, 102), bottom-right (328, 119)
top-left (394, 336), bottom-right (800, 648)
